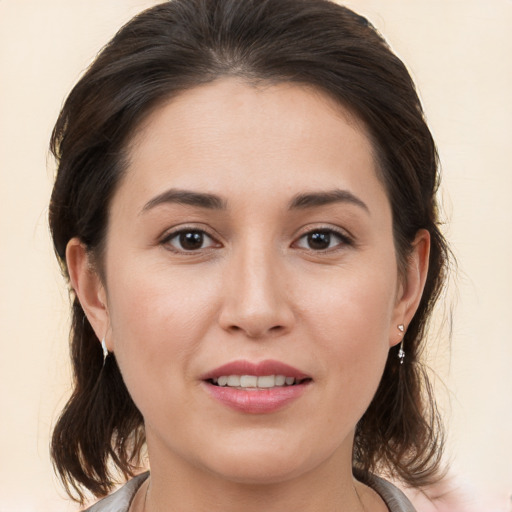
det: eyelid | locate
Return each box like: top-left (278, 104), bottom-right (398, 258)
top-left (160, 224), bottom-right (222, 252)
top-left (292, 225), bottom-right (354, 251)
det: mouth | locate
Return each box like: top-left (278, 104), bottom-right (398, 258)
top-left (207, 374), bottom-right (311, 389)
top-left (201, 360), bottom-right (312, 413)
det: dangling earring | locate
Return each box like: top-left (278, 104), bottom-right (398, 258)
top-left (101, 337), bottom-right (109, 363)
top-left (397, 324), bottom-right (405, 364)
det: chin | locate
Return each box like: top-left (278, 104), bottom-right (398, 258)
top-left (196, 438), bottom-right (330, 486)
top-left (209, 459), bottom-right (309, 486)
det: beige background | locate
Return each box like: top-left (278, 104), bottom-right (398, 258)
top-left (1, 1), bottom-right (511, 510)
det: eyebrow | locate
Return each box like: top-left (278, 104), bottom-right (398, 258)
top-left (288, 189), bottom-right (369, 213)
top-left (141, 189), bottom-right (227, 213)
top-left (141, 187), bottom-right (368, 215)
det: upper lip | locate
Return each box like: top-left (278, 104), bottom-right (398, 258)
top-left (200, 359), bottom-right (310, 381)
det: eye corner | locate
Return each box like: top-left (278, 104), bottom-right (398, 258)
top-left (292, 226), bottom-right (354, 253)
top-left (160, 227), bottom-right (222, 254)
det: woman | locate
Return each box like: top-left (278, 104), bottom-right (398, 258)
top-left (49, 0), bottom-right (449, 511)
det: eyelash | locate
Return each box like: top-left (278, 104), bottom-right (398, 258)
top-left (160, 226), bottom-right (353, 254)
top-left (293, 227), bottom-right (353, 252)
top-left (161, 227), bottom-right (220, 253)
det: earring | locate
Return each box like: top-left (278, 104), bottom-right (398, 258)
top-left (398, 341), bottom-right (405, 364)
top-left (101, 337), bottom-right (108, 363)
top-left (397, 324), bottom-right (405, 364)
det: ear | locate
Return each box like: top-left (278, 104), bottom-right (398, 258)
top-left (66, 237), bottom-right (110, 351)
top-left (389, 229), bottom-right (430, 347)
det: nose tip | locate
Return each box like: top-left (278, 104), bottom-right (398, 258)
top-left (219, 292), bottom-right (294, 338)
top-left (218, 257), bottom-right (294, 339)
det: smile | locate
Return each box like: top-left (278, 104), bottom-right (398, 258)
top-left (210, 374), bottom-right (305, 388)
top-left (201, 360), bottom-right (312, 413)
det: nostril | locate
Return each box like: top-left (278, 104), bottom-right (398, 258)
top-left (218, 296), bottom-right (294, 338)
top-left (225, 323), bottom-right (286, 339)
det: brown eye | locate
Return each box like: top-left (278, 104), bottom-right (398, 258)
top-left (165, 230), bottom-right (217, 252)
top-left (307, 231), bottom-right (332, 250)
top-left (295, 229), bottom-right (350, 251)
top-left (179, 231), bottom-right (204, 250)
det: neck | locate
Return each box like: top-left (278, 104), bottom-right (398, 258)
top-left (140, 442), bottom-right (381, 512)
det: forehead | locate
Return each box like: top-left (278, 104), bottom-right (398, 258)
top-left (132, 79), bottom-right (368, 150)
top-left (120, 78), bottom-right (386, 211)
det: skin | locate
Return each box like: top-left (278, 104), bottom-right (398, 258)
top-left (67, 79), bottom-right (429, 512)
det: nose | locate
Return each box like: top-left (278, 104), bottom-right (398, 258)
top-left (218, 244), bottom-right (295, 339)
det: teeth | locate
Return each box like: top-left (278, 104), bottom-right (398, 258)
top-left (227, 375), bottom-right (240, 387)
top-left (213, 375), bottom-right (297, 388)
top-left (257, 375), bottom-right (275, 388)
top-left (275, 375), bottom-right (286, 386)
top-left (240, 375), bottom-right (258, 387)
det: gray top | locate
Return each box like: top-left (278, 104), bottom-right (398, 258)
top-left (84, 471), bottom-right (416, 512)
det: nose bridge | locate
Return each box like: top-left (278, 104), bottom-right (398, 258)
top-left (219, 234), bottom-right (293, 337)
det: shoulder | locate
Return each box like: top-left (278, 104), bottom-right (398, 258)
top-left (82, 470), bottom-right (414, 512)
top-left (354, 469), bottom-right (417, 512)
top-left (83, 473), bottom-right (149, 512)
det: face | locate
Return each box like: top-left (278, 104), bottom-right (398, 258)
top-left (74, 79), bottom-right (424, 485)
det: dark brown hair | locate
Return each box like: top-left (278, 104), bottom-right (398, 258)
top-left (49, 0), bottom-right (449, 503)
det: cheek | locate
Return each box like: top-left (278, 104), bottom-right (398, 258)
top-left (299, 263), bottom-right (397, 347)
top-left (297, 264), bottom-right (397, 406)
top-left (108, 256), bottom-right (219, 337)
top-left (104, 261), bottom-right (221, 401)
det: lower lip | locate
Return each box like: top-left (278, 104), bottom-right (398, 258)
top-left (203, 381), bottom-right (310, 414)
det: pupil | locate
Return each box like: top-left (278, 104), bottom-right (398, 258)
top-left (180, 231), bottom-right (203, 250)
top-left (308, 231), bottom-right (330, 250)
